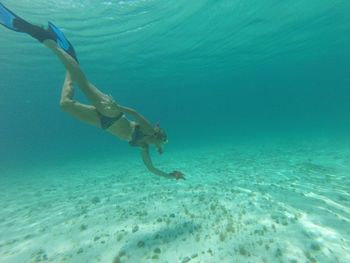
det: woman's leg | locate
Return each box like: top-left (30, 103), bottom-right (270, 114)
top-left (60, 72), bottom-right (101, 127)
top-left (44, 40), bottom-right (120, 118)
top-left (0, 4), bottom-right (119, 122)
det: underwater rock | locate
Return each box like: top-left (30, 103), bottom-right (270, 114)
top-left (132, 225), bottom-right (139, 233)
top-left (154, 248), bottom-right (161, 254)
top-left (24, 234), bottom-right (35, 240)
top-left (116, 233), bottom-right (123, 241)
top-left (254, 229), bottom-right (265, 236)
top-left (91, 196), bottom-right (101, 204)
top-left (271, 224), bottom-right (276, 232)
top-left (182, 256), bottom-right (191, 263)
top-left (310, 242), bottom-right (321, 251)
top-left (281, 220), bottom-right (288, 226)
top-left (226, 222), bottom-right (235, 233)
top-left (275, 248), bottom-right (282, 257)
top-left (304, 251), bottom-right (317, 262)
top-left (219, 232), bottom-right (226, 242)
top-left (77, 248), bottom-right (83, 254)
top-left (5, 239), bottom-right (18, 246)
top-left (113, 251), bottom-right (126, 263)
top-left (31, 249), bottom-right (48, 262)
top-left (80, 224), bottom-right (88, 231)
top-left (239, 245), bottom-right (248, 256)
top-left (137, 240), bottom-right (145, 248)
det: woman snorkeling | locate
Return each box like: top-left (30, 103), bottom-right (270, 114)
top-left (0, 3), bottom-right (185, 180)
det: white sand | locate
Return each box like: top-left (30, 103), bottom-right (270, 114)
top-left (0, 140), bottom-right (350, 263)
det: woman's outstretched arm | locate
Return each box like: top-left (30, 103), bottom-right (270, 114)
top-left (140, 147), bottom-right (185, 180)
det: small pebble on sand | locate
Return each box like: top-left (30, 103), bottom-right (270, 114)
top-left (132, 225), bottom-right (139, 233)
top-left (137, 241), bottom-right (145, 248)
top-left (91, 197), bottom-right (101, 204)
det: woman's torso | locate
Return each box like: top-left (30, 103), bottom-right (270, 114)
top-left (105, 116), bottom-right (136, 141)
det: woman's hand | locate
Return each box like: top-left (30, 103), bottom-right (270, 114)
top-left (169, 170), bottom-right (185, 180)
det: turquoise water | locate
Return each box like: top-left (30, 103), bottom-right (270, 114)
top-left (0, 1), bottom-right (350, 262)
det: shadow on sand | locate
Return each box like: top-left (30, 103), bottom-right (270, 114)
top-left (113, 220), bottom-right (201, 263)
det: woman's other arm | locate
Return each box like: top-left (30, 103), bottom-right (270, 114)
top-left (140, 147), bottom-right (185, 180)
top-left (118, 105), bottom-right (154, 133)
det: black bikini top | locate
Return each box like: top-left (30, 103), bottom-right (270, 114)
top-left (129, 125), bottom-right (148, 147)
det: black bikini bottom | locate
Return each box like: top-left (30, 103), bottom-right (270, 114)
top-left (97, 111), bottom-right (124, 129)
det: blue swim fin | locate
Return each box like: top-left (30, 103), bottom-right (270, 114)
top-left (48, 21), bottom-right (78, 63)
top-left (0, 2), bottom-right (21, 31)
top-left (0, 2), bottom-right (78, 63)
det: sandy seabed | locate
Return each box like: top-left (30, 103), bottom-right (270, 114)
top-left (1, 140), bottom-right (350, 263)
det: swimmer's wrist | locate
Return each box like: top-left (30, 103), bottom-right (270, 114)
top-left (165, 172), bottom-right (176, 179)
top-left (168, 171), bottom-right (179, 180)
top-left (150, 168), bottom-right (173, 179)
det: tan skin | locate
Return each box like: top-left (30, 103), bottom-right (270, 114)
top-left (43, 40), bottom-right (185, 180)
